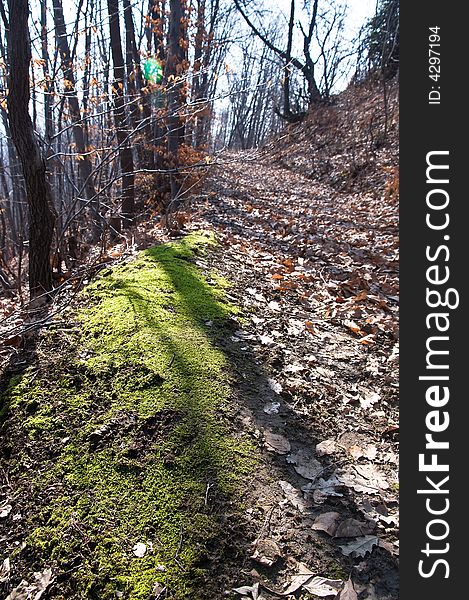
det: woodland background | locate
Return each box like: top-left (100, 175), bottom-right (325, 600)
top-left (0, 0), bottom-right (398, 303)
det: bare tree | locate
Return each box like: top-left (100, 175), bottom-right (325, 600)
top-left (107, 0), bottom-right (136, 227)
top-left (234, 0), bottom-right (322, 119)
top-left (52, 0), bottom-right (99, 233)
top-left (6, 0), bottom-right (56, 298)
top-left (166, 0), bottom-right (188, 202)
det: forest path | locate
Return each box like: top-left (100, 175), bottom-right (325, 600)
top-left (184, 151), bottom-right (400, 599)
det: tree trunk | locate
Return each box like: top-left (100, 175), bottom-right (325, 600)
top-left (188, 0), bottom-right (205, 146)
top-left (107, 0), bottom-right (136, 227)
top-left (123, 0), bottom-right (154, 171)
top-left (166, 0), bottom-right (187, 202)
top-left (147, 0), bottom-right (166, 61)
top-left (7, 0), bottom-right (56, 298)
top-left (52, 0), bottom-right (100, 236)
top-left (40, 0), bottom-right (54, 144)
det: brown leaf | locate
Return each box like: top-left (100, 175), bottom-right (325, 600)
top-left (343, 319), bottom-right (364, 336)
top-left (337, 578), bottom-right (358, 600)
top-left (338, 535), bottom-right (379, 557)
top-left (281, 563), bottom-right (315, 595)
top-left (378, 539), bottom-right (399, 556)
top-left (303, 475), bottom-right (344, 503)
top-left (250, 539), bottom-right (281, 567)
top-left (348, 444), bottom-right (377, 460)
top-left (278, 480), bottom-right (312, 512)
top-left (348, 445), bottom-right (364, 460)
top-left (315, 439), bottom-right (338, 456)
top-left (233, 582), bottom-right (260, 598)
top-left (312, 512), bottom-right (341, 536)
top-left (286, 449), bottom-right (322, 480)
top-left (303, 576), bottom-right (343, 597)
top-left (353, 290), bottom-right (368, 302)
top-left (264, 431), bottom-right (290, 454)
top-left (1, 335), bottom-right (23, 348)
top-left (334, 518), bottom-right (375, 538)
top-left (337, 464), bottom-right (389, 494)
top-left (5, 568), bottom-right (53, 600)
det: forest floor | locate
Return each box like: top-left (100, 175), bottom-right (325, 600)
top-left (188, 151), bottom-right (399, 600)
top-left (1, 81), bottom-right (399, 600)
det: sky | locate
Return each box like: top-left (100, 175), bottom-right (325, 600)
top-left (347, 0), bottom-right (377, 35)
top-left (55, 0), bottom-right (377, 39)
top-left (218, 0), bottom-right (378, 98)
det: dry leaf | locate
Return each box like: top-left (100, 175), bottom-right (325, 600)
top-left (378, 539), bottom-right (399, 556)
top-left (348, 445), bottom-right (364, 460)
top-left (264, 431), bottom-right (290, 454)
top-left (353, 290), bottom-right (368, 302)
top-left (1, 557), bottom-right (10, 583)
top-left (5, 568), bottom-right (53, 600)
top-left (281, 562), bottom-right (315, 594)
top-left (286, 449), bottom-right (322, 480)
top-left (358, 387), bottom-right (380, 410)
top-left (315, 439), bottom-right (338, 456)
top-left (303, 576), bottom-right (343, 596)
top-left (337, 464), bottom-right (389, 494)
top-left (312, 512), bottom-right (341, 536)
top-left (334, 518), bottom-right (375, 538)
top-left (343, 319), bottom-right (364, 336)
top-left (302, 475), bottom-right (344, 503)
top-left (337, 578), bottom-right (358, 600)
top-left (359, 334), bottom-right (375, 345)
top-left (278, 480), bottom-right (311, 512)
top-left (233, 582), bottom-right (260, 598)
top-left (348, 444), bottom-right (377, 460)
top-left (339, 535), bottom-right (379, 557)
top-left (250, 539), bottom-right (281, 566)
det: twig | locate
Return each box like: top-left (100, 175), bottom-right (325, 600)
top-left (172, 525), bottom-right (186, 571)
top-left (252, 504), bottom-right (275, 549)
top-left (204, 481), bottom-right (214, 507)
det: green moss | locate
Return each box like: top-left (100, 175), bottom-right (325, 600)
top-left (3, 232), bottom-right (254, 599)
top-left (325, 561), bottom-right (349, 581)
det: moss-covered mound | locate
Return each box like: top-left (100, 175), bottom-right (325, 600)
top-left (1, 233), bottom-right (252, 599)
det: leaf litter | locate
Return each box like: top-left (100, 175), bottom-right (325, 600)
top-left (165, 77), bottom-right (398, 599)
top-left (189, 104), bottom-right (399, 593)
top-left (5, 568), bottom-right (54, 600)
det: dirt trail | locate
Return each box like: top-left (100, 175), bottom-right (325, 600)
top-left (187, 152), bottom-right (399, 599)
